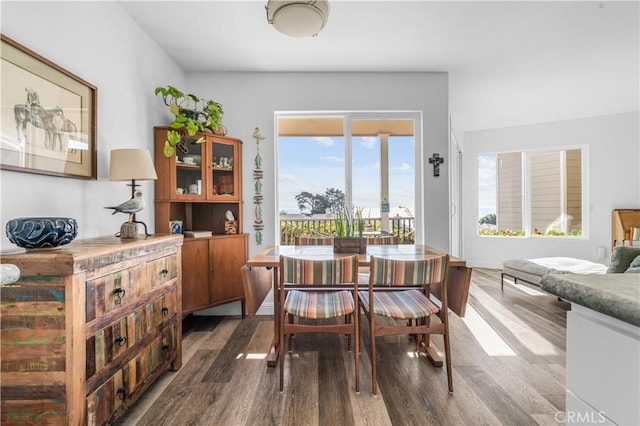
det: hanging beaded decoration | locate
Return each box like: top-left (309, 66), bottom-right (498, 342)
top-left (252, 127), bottom-right (265, 244)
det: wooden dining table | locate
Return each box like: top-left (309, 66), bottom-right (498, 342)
top-left (242, 244), bottom-right (472, 367)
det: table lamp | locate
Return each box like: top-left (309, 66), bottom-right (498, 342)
top-left (109, 149), bottom-right (157, 238)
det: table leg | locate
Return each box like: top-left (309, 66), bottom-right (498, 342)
top-left (267, 267), bottom-right (280, 367)
top-left (420, 335), bottom-right (444, 367)
top-left (425, 343), bottom-right (444, 367)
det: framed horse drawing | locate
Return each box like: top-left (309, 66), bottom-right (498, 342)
top-left (0, 34), bottom-right (97, 180)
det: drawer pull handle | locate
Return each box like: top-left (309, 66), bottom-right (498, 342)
top-left (160, 268), bottom-right (169, 278)
top-left (117, 387), bottom-right (126, 400)
top-left (162, 307), bottom-right (169, 316)
top-left (115, 336), bottom-right (127, 347)
top-left (113, 288), bottom-right (126, 305)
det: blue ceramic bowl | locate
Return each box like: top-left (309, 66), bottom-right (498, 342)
top-left (5, 217), bottom-right (78, 249)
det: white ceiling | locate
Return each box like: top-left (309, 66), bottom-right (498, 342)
top-left (120, 0), bottom-right (637, 73)
top-left (120, 1), bottom-right (639, 133)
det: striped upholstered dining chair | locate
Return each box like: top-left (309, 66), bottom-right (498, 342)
top-left (278, 254), bottom-right (360, 392)
top-left (358, 254), bottom-right (452, 395)
top-left (358, 234), bottom-right (397, 284)
top-left (294, 235), bottom-right (334, 245)
top-left (365, 234), bottom-right (398, 245)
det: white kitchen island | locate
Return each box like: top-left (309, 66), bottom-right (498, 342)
top-left (541, 273), bottom-right (640, 425)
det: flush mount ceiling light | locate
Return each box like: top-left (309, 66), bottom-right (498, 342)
top-left (266, 0), bottom-right (330, 37)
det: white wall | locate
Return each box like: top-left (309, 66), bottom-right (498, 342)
top-left (187, 72), bottom-right (449, 314)
top-left (463, 112), bottom-right (640, 268)
top-left (450, 68), bottom-right (639, 143)
top-left (0, 2), bottom-right (185, 250)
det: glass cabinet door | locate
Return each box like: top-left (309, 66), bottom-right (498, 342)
top-left (175, 141), bottom-right (204, 198)
top-left (209, 140), bottom-right (237, 200)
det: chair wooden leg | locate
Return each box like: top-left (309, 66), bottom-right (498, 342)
top-left (346, 314), bottom-right (352, 352)
top-left (419, 315), bottom-right (431, 352)
top-left (371, 318), bottom-right (377, 395)
top-left (423, 315), bottom-right (431, 353)
top-left (415, 317), bottom-right (422, 351)
top-left (357, 304), bottom-right (363, 355)
top-left (279, 302), bottom-right (286, 392)
top-left (354, 310), bottom-right (360, 393)
top-left (287, 314), bottom-right (294, 352)
top-left (443, 317), bottom-right (453, 394)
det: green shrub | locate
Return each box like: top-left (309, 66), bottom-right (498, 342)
top-left (478, 228), bottom-right (525, 237)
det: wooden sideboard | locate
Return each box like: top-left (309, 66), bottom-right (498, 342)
top-left (0, 235), bottom-right (183, 425)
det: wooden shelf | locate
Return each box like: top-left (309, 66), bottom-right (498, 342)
top-left (612, 209), bottom-right (640, 247)
top-left (176, 163), bottom-right (200, 169)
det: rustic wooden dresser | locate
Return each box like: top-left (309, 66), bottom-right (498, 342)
top-left (0, 234), bottom-right (183, 425)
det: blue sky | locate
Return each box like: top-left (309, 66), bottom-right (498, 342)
top-left (278, 135), bottom-right (415, 217)
top-left (478, 154), bottom-right (497, 219)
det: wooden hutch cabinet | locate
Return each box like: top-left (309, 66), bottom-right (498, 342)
top-left (153, 127), bottom-right (248, 315)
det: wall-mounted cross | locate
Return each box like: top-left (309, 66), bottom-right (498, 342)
top-left (429, 153), bottom-right (444, 177)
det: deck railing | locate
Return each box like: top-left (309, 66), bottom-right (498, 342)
top-left (279, 216), bottom-right (415, 245)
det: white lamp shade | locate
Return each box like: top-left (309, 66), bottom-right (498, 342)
top-left (266, 0), bottom-right (330, 37)
top-left (109, 149), bottom-right (158, 181)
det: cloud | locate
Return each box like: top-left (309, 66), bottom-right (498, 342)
top-left (478, 167), bottom-right (496, 190)
top-left (360, 137), bottom-right (376, 149)
top-left (478, 155), bottom-right (496, 169)
top-left (321, 156), bottom-right (344, 163)
top-left (478, 155), bottom-right (496, 191)
top-left (393, 162), bottom-right (411, 171)
top-left (279, 174), bottom-right (297, 182)
top-left (313, 136), bottom-right (334, 147)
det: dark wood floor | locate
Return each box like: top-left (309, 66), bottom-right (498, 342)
top-left (116, 268), bottom-right (569, 425)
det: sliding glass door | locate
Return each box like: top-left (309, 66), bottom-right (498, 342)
top-left (275, 112), bottom-right (421, 244)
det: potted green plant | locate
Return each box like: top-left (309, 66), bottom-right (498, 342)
top-left (202, 99), bottom-right (224, 134)
top-left (155, 85), bottom-right (224, 157)
top-left (334, 205), bottom-right (366, 253)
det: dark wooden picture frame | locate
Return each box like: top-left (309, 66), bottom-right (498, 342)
top-left (0, 34), bottom-right (97, 180)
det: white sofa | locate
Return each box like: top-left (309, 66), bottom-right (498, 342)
top-left (502, 246), bottom-right (640, 291)
top-left (501, 257), bottom-right (607, 290)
